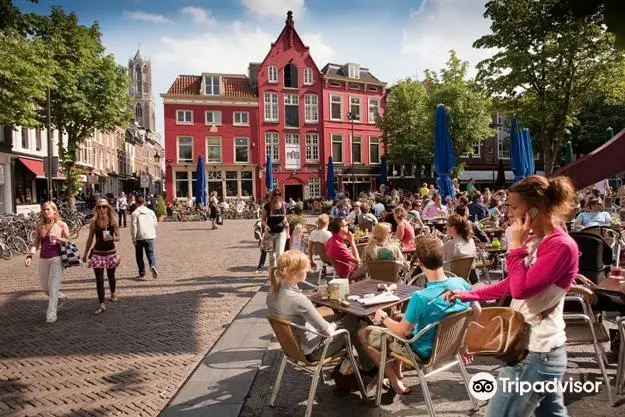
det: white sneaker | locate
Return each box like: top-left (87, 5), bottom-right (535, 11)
top-left (151, 266), bottom-right (159, 279)
top-left (46, 317), bottom-right (57, 324)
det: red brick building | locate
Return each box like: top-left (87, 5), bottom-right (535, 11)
top-left (162, 11), bottom-right (386, 202)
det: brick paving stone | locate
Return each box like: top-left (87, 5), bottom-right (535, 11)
top-left (241, 336), bottom-right (625, 416)
top-left (0, 219), bottom-right (264, 417)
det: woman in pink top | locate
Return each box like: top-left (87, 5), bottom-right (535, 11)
top-left (24, 201), bottom-right (71, 323)
top-left (393, 207), bottom-right (415, 250)
top-left (445, 175), bottom-right (578, 417)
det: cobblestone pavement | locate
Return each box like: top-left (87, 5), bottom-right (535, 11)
top-left (0, 219), bottom-right (264, 417)
top-left (242, 332), bottom-right (625, 416)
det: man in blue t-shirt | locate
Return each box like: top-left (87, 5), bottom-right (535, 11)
top-left (359, 234), bottom-right (481, 394)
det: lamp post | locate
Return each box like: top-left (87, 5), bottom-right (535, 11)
top-left (607, 126), bottom-right (614, 141)
top-left (347, 111), bottom-right (357, 199)
top-left (46, 53), bottom-right (78, 200)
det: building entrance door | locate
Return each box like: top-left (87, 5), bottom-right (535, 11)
top-left (284, 184), bottom-right (303, 202)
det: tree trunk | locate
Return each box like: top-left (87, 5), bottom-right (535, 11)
top-left (61, 135), bottom-right (79, 210)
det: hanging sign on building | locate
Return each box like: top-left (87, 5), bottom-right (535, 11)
top-left (285, 144), bottom-right (301, 170)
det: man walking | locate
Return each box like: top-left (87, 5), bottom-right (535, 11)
top-left (116, 191), bottom-right (128, 227)
top-left (131, 196), bottom-right (159, 279)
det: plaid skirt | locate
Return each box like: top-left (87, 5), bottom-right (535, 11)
top-left (88, 249), bottom-right (120, 269)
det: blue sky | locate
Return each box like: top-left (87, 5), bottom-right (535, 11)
top-left (19, 0), bottom-right (493, 136)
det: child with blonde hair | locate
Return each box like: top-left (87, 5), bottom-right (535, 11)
top-left (289, 223), bottom-right (307, 253)
top-left (266, 251), bottom-right (373, 367)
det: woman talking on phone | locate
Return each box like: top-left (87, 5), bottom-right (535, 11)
top-left (444, 175), bottom-right (579, 417)
top-left (83, 198), bottom-right (121, 315)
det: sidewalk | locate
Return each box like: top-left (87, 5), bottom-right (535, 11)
top-left (159, 286), bottom-right (273, 417)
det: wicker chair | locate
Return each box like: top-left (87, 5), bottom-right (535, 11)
top-left (267, 316), bottom-right (366, 417)
top-left (365, 260), bottom-right (405, 283)
top-left (564, 289), bottom-right (614, 405)
top-left (372, 309), bottom-right (479, 415)
top-left (449, 256), bottom-right (475, 282)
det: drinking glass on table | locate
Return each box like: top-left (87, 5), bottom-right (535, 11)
top-left (318, 279), bottom-right (329, 299)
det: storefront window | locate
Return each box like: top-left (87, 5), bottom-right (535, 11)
top-left (175, 171), bottom-right (189, 198)
top-left (241, 172), bottom-right (253, 197)
top-left (207, 171), bottom-right (223, 198)
top-left (226, 171), bottom-right (237, 197)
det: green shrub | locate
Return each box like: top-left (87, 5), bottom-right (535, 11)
top-left (155, 195), bottom-right (166, 217)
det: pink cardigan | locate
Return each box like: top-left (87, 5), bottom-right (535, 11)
top-left (461, 227), bottom-right (578, 302)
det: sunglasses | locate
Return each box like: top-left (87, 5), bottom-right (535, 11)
top-left (96, 205), bottom-right (108, 209)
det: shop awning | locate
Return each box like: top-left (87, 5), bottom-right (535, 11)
top-left (549, 128), bottom-right (625, 189)
top-left (17, 157), bottom-right (65, 179)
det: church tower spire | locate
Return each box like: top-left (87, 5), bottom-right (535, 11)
top-left (128, 48), bottom-right (155, 131)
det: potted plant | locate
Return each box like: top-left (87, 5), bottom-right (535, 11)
top-left (155, 195), bottom-right (166, 222)
top-left (322, 200), bottom-right (333, 215)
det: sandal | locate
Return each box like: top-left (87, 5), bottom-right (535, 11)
top-left (94, 307), bottom-right (107, 315)
top-left (110, 294), bottom-right (120, 302)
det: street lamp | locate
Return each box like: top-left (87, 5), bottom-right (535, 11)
top-left (347, 111), bottom-right (357, 199)
top-left (46, 53), bottom-right (79, 200)
top-left (607, 126), bottom-right (614, 140)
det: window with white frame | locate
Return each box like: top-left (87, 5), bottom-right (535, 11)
top-left (368, 98), bottom-right (379, 124)
top-left (205, 110), bottom-right (221, 125)
top-left (349, 97), bottom-right (361, 121)
top-left (351, 135), bottom-right (362, 164)
top-left (235, 138), bottom-right (249, 162)
top-left (285, 133), bottom-right (301, 169)
top-left (233, 111), bottom-right (249, 125)
top-left (264, 92), bottom-right (278, 122)
top-left (35, 128), bottom-right (42, 151)
top-left (369, 136), bottom-right (381, 164)
top-left (368, 86), bottom-right (378, 92)
top-left (241, 171), bottom-right (253, 197)
top-left (175, 171), bottom-right (189, 198)
top-left (21, 127), bottom-right (29, 149)
top-left (498, 132), bottom-right (510, 159)
top-left (268, 65), bottom-right (278, 83)
top-left (226, 171), bottom-right (238, 197)
top-left (309, 178), bottom-right (321, 198)
top-left (206, 137), bottom-right (221, 162)
top-left (304, 67), bottom-right (313, 85)
top-left (330, 81), bottom-right (341, 88)
top-left (332, 134), bottom-right (344, 163)
top-left (348, 64), bottom-right (360, 79)
top-left (284, 94), bottom-right (299, 127)
top-left (272, 178), bottom-right (278, 191)
top-left (305, 133), bottom-right (319, 161)
top-left (330, 94), bottom-right (342, 120)
top-left (204, 75), bottom-right (220, 95)
top-left (304, 94), bottom-right (318, 123)
top-left (177, 137), bottom-right (193, 163)
top-left (348, 83), bottom-right (360, 90)
top-left (176, 110), bottom-right (193, 124)
top-left (265, 132), bottom-right (279, 162)
top-left (461, 142), bottom-right (481, 158)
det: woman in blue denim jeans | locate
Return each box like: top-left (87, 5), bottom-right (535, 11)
top-left (446, 175), bottom-right (579, 417)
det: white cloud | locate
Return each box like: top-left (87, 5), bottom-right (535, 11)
top-left (240, 0), bottom-right (305, 19)
top-left (180, 6), bottom-right (216, 26)
top-left (123, 10), bottom-right (171, 24)
top-left (401, 0), bottom-right (493, 77)
top-left (409, 0), bottom-right (428, 19)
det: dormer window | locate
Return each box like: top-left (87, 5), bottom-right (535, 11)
top-left (348, 64), bottom-right (360, 79)
top-left (204, 75), bottom-right (220, 95)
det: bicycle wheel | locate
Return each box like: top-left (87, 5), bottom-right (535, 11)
top-left (9, 236), bottom-right (29, 255)
top-left (28, 229), bottom-right (38, 245)
top-left (0, 241), bottom-right (11, 260)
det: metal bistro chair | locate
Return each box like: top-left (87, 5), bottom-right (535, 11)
top-left (311, 241), bottom-right (335, 284)
top-left (373, 309), bottom-right (479, 415)
top-left (365, 260), bottom-right (405, 283)
top-left (267, 316), bottom-right (366, 417)
top-left (407, 271), bottom-right (457, 288)
top-left (304, 224), bottom-right (317, 235)
top-left (616, 316), bottom-right (625, 395)
top-left (564, 288), bottom-right (614, 405)
top-left (449, 255), bottom-right (475, 282)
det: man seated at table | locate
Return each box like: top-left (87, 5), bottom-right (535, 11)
top-left (357, 202), bottom-right (379, 232)
top-left (468, 193), bottom-right (489, 221)
top-left (308, 214), bottom-right (332, 271)
top-left (575, 197), bottom-right (612, 229)
top-left (358, 235), bottom-right (481, 394)
top-left (422, 193), bottom-right (448, 220)
top-left (325, 218), bottom-right (366, 280)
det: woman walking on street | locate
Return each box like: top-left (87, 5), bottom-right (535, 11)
top-left (208, 191), bottom-right (220, 229)
top-left (24, 201), bottom-right (71, 323)
top-left (116, 191), bottom-right (128, 228)
top-left (82, 198), bottom-right (121, 315)
top-left (262, 189), bottom-right (288, 267)
top-left (444, 175), bottom-right (579, 417)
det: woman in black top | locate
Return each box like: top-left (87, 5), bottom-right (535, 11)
top-left (82, 198), bottom-right (121, 315)
top-left (262, 189), bottom-right (288, 267)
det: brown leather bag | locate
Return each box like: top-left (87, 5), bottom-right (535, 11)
top-left (464, 304), bottom-right (558, 363)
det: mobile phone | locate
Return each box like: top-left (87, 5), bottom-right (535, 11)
top-left (528, 207), bottom-right (539, 220)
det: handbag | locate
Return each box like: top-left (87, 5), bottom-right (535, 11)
top-left (464, 304), bottom-right (558, 363)
top-left (60, 241), bottom-right (81, 268)
top-left (216, 213), bottom-right (224, 225)
top-left (331, 358), bottom-right (360, 393)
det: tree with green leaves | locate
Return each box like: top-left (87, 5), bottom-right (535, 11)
top-left (570, 95), bottom-right (625, 155)
top-left (28, 7), bottom-right (131, 207)
top-left (474, 0), bottom-right (625, 173)
top-left (377, 50), bottom-right (494, 169)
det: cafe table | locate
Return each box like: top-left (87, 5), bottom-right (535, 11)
top-left (483, 227), bottom-right (506, 238)
top-left (308, 279), bottom-right (418, 319)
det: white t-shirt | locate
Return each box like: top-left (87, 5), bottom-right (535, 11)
top-left (309, 229), bottom-right (332, 244)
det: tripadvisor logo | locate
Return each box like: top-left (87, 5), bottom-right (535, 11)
top-left (468, 372), bottom-right (602, 401)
